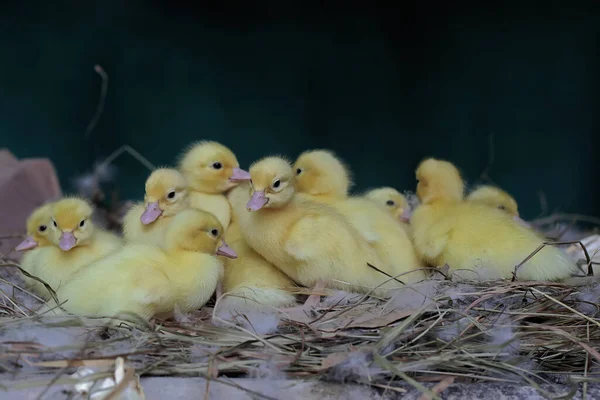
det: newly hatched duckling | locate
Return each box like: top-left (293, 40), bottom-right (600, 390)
top-left (411, 158), bottom-right (576, 280)
top-left (220, 209), bottom-right (297, 311)
top-left (364, 187), bottom-right (412, 225)
top-left (178, 141), bottom-right (250, 229)
top-left (231, 156), bottom-right (399, 298)
top-left (467, 185), bottom-right (518, 216)
top-left (48, 209), bottom-right (237, 321)
top-left (15, 203), bottom-right (55, 296)
top-left (467, 185), bottom-right (531, 228)
top-left (20, 198), bottom-right (122, 298)
top-left (294, 150), bottom-right (425, 284)
top-left (293, 149), bottom-right (351, 204)
top-left (123, 168), bottom-right (189, 246)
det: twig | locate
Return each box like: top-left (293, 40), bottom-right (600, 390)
top-left (366, 263), bottom-right (405, 285)
top-left (512, 240), bottom-right (593, 281)
top-left (531, 213), bottom-right (600, 227)
top-left (98, 145), bottom-right (156, 172)
top-left (85, 65), bottom-right (109, 139)
top-left (0, 262), bottom-right (59, 304)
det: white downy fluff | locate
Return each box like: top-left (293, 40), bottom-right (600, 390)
top-left (385, 280), bottom-right (439, 312)
top-left (575, 283), bottom-right (600, 316)
top-left (326, 350), bottom-right (385, 383)
top-left (321, 290), bottom-right (363, 308)
top-left (486, 314), bottom-right (520, 357)
top-left (215, 308), bottom-right (282, 336)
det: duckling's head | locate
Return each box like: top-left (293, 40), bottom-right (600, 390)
top-left (16, 203), bottom-right (54, 251)
top-left (365, 187), bottom-right (412, 222)
top-left (293, 149), bottom-right (351, 200)
top-left (178, 141), bottom-right (250, 194)
top-left (467, 185), bottom-right (519, 217)
top-left (49, 198), bottom-right (94, 251)
top-left (141, 168), bottom-right (189, 225)
top-left (247, 157), bottom-right (295, 211)
top-left (165, 209), bottom-right (237, 259)
top-left (415, 158), bottom-right (464, 205)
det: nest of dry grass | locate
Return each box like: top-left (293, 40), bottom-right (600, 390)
top-left (0, 260), bottom-right (599, 399)
top-left (2, 192), bottom-right (600, 399)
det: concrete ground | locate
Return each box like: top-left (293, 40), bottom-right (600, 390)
top-left (2, 377), bottom-right (599, 400)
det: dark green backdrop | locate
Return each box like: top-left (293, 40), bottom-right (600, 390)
top-left (1, 2), bottom-right (598, 219)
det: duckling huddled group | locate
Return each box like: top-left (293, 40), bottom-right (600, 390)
top-left (15, 142), bottom-right (577, 322)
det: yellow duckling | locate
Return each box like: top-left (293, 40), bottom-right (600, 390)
top-left (23, 198), bottom-right (122, 298)
top-left (364, 187), bottom-right (412, 224)
top-left (467, 185), bottom-right (518, 216)
top-left (231, 156), bottom-right (399, 299)
top-left (467, 185), bottom-right (532, 228)
top-left (293, 149), bottom-right (352, 203)
top-left (410, 158), bottom-right (576, 281)
top-left (123, 168), bottom-right (189, 246)
top-left (15, 203), bottom-right (55, 296)
top-left (220, 210), bottom-right (297, 311)
top-left (178, 141), bottom-right (250, 229)
top-left (48, 209), bottom-right (237, 321)
top-left (293, 150), bottom-right (425, 284)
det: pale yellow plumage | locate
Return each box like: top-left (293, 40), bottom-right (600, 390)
top-left (26, 198), bottom-right (122, 299)
top-left (46, 209), bottom-right (231, 321)
top-left (231, 157), bottom-right (400, 296)
top-left (221, 217), bottom-right (297, 311)
top-left (411, 158), bottom-right (576, 281)
top-left (467, 185), bottom-right (519, 217)
top-left (178, 141), bottom-right (246, 229)
top-left (123, 168), bottom-right (189, 247)
top-left (293, 151), bottom-right (425, 284)
top-left (17, 203), bottom-right (55, 297)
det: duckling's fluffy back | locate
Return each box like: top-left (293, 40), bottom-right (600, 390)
top-left (467, 185), bottom-right (519, 216)
top-left (411, 201), bottom-right (576, 281)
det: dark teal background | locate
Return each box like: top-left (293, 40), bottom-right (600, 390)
top-left (1, 2), bottom-right (598, 219)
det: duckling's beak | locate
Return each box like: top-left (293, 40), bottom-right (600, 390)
top-left (399, 208), bottom-right (412, 223)
top-left (59, 232), bottom-right (77, 251)
top-left (141, 201), bottom-right (162, 225)
top-left (216, 240), bottom-right (238, 259)
top-left (247, 190), bottom-right (268, 212)
top-left (229, 167), bottom-right (251, 182)
top-left (15, 235), bottom-right (38, 251)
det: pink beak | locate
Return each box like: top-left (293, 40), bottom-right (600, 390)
top-left (15, 235), bottom-right (38, 251)
top-left (229, 167), bottom-right (251, 182)
top-left (59, 232), bottom-right (77, 251)
top-left (216, 240), bottom-right (238, 259)
top-left (141, 201), bottom-right (162, 225)
top-left (399, 208), bottom-right (412, 223)
top-left (247, 190), bottom-right (268, 212)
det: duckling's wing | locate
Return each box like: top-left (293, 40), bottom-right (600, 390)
top-left (284, 212), bottom-right (354, 262)
top-left (414, 217), bottom-right (453, 262)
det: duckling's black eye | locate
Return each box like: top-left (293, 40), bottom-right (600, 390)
top-left (38, 225), bottom-right (47, 232)
top-left (296, 168), bottom-right (302, 175)
top-left (212, 162), bottom-right (222, 170)
top-left (53, 220), bottom-right (57, 227)
top-left (210, 229), bottom-right (219, 237)
top-left (79, 220), bottom-right (85, 227)
top-left (386, 200), bottom-right (395, 206)
top-left (273, 180), bottom-right (281, 188)
top-left (167, 191), bottom-right (176, 199)
top-left (498, 205), bottom-right (506, 210)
